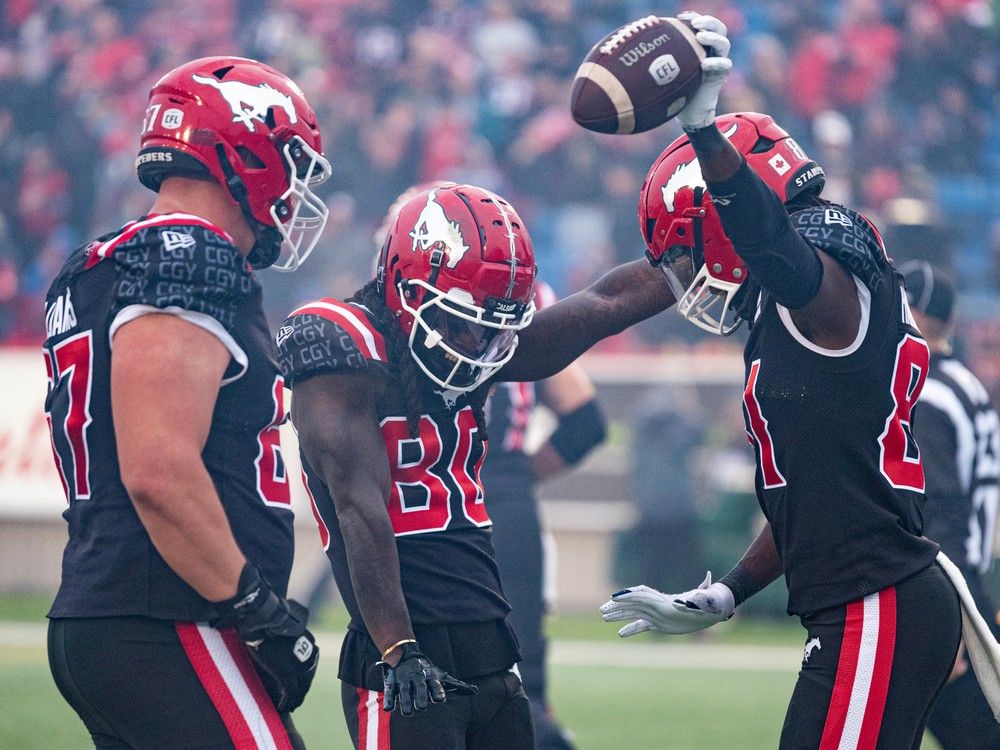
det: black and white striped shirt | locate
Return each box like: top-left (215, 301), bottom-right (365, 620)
top-left (916, 354), bottom-right (1000, 574)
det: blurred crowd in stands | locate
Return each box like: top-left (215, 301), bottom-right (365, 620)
top-left (2, 0), bottom-right (998, 392)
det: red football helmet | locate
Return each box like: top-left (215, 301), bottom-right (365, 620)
top-left (136, 56), bottom-right (331, 270)
top-left (373, 181), bottom-right (458, 263)
top-left (640, 112), bottom-right (825, 335)
top-left (377, 184), bottom-right (537, 393)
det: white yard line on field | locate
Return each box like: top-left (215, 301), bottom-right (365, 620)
top-left (0, 623), bottom-right (802, 673)
top-left (549, 639), bottom-right (802, 672)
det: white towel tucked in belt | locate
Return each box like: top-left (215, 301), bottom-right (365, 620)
top-left (936, 550), bottom-right (1000, 721)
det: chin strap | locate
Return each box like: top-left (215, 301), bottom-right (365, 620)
top-left (214, 144), bottom-right (281, 268)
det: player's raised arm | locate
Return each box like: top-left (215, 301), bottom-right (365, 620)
top-left (290, 372), bottom-right (416, 656)
top-left (661, 15), bottom-right (861, 348)
top-left (499, 260), bottom-right (675, 382)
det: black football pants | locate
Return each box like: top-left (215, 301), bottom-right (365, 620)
top-left (341, 669), bottom-right (534, 750)
top-left (483, 471), bottom-right (547, 703)
top-left (48, 616), bottom-right (305, 749)
top-left (780, 562), bottom-right (962, 749)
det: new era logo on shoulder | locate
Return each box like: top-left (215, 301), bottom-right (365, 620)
top-left (162, 231), bottom-right (196, 253)
top-left (823, 208), bottom-right (853, 228)
top-left (276, 325), bottom-right (294, 347)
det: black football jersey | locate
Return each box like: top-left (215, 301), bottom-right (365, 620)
top-left (742, 205), bottom-right (940, 616)
top-left (916, 354), bottom-right (1000, 574)
top-left (277, 297), bottom-right (510, 627)
top-left (482, 281), bottom-right (555, 476)
top-left (44, 213), bottom-right (294, 621)
top-left (483, 380), bottom-right (536, 478)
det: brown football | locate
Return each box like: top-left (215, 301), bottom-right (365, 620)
top-left (571, 15), bottom-right (705, 135)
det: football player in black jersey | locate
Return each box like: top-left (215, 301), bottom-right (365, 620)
top-left (278, 180), bottom-right (677, 748)
top-left (43, 57), bottom-right (330, 748)
top-left (599, 14), bottom-right (979, 748)
top-left (484, 280), bottom-right (606, 750)
top-left (900, 262), bottom-right (1000, 749)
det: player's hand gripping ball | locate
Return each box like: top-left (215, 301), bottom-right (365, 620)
top-left (570, 12), bottom-right (731, 134)
top-left (571, 14), bottom-right (704, 134)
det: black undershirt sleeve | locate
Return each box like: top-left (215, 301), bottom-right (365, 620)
top-left (704, 159), bottom-right (824, 310)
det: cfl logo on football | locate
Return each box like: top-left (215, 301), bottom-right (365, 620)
top-left (648, 54), bottom-right (680, 86)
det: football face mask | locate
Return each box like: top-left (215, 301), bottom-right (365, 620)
top-left (380, 184), bottom-right (537, 393)
top-left (267, 134), bottom-right (332, 272)
top-left (401, 284), bottom-right (534, 392)
top-left (646, 185), bottom-right (748, 336)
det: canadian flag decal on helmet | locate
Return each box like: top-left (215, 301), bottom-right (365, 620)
top-left (661, 121), bottom-right (739, 211)
top-left (191, 74), bottom-right (298, 132)
top-left (409, 189), bottom-right (470, 268)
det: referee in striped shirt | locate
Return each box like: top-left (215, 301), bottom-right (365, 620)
top-left (903, 261), bottom-right (1000, 749)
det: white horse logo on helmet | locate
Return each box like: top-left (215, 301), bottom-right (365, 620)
top-left (661, 121), bottom-right (739, 212)
top-left (192, 74), bottom-right (297, 133)
top-left (409, 189), bottom-right (469, 269)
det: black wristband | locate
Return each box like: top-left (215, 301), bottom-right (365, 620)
top-left (212, 562), bottom-right (276, 628)
top-left (719, 564), bottom-right (765, 608)
top-left (549, 399), bottom-right (607, 466)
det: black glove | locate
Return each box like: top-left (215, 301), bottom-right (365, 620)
top-left (379, 641), bottom-right (477, 716)
top-left (214, 563), bottom-right (319, 712)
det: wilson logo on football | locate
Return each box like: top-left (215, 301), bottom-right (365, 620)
top-left (409, 189), bottom-right (470, 269)
top-left (191, 74), bottom-right (298, 132)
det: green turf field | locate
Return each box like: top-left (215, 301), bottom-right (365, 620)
top-left (0, 599), bottom-right (941, 749)
top-left (0, 641), bottom-right (798, 749)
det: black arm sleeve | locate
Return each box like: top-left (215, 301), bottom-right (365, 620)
top-left (706, 160), bottom-right (823, 309)
top-left (548, 398), bottom-right (607, 466)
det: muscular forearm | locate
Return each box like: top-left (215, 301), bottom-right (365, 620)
top-left (127, 463), bottom-right (245, 602)
top-left (502, 261), bottom-right (674, 381)
top-left (719, 522), bottom-right (783, 607)
top-left (337, 499), bottom-right (415, 656)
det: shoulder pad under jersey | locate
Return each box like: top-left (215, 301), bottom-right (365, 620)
top-left (789, 205), bottom-right (888, 292)
top-left (276, 298), bottom-right (389, 387)
top-left (109, 215), bottom-right (254, 332)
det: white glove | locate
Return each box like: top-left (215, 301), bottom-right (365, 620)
top-left (599, 572), bottom-right (735, 637)
top-left (676, 12), bottom-right (732, 131)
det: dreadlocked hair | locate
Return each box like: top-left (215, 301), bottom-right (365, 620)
top-left (348, 279), bottom-right (424, 438)
top-left (347, 278), bottom-right (490, 442)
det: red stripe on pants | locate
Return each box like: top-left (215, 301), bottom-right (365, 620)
top-left (219, 628), bottom-right (293, 750)
top-left (858, 588), bottom-right (896, 748)
top-left (820, 600), bottom-right (865, 749)
top-left (357, 688), bottom-right (390, 749)
top-left (176, 623), bottom-right (257, 748)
